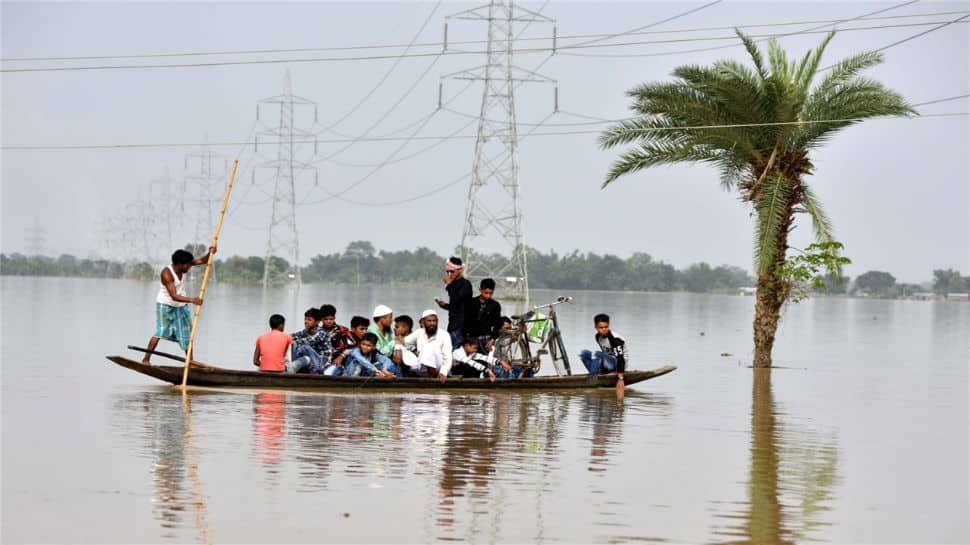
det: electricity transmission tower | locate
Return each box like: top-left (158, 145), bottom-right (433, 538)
top-left (124, 198), bottom-right (157, 266)
top-left (184, 139), bottom-right (228, 248)
top-left (149, 167), bottom-right (178, 253)
top-left (444, 1), bottom-right (556, 306)
top-left (25, 216), bottom-right (46, 255)
top-left (254, 70), bottom-right (318, 288)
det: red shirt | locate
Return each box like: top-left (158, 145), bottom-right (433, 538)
top-left (256, 330), bottom-right (292, 372)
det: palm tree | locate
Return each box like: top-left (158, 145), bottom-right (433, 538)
top-left (599, 31), bottom-right (913, 367)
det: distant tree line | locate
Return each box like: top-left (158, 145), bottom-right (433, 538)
top-left (848, 268), bottom-right (970, 298)
top-left (0, 253), bottom-right (154, 280)
top-left (3, 242), bottom-right (966, 297)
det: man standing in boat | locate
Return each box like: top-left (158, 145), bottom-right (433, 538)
top-left (142, 247), bottom-right (215, 364)
top-left (434, 256), bottom-right (472, 349)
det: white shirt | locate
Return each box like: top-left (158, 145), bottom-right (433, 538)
top-left (452, 348), bottom-right (497, 372)
top-left (156, 265), bottom-right (187, 307)
top-left (404, 328), bottom-right (454, 376)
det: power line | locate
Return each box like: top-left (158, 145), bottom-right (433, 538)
top-left (297, 107), bottom-right (446, 204)
top-left (559, 0), bottom-right (922, 58)
top-left (6, 7), bottom-right (966, 64)
top-left (444, 106), bottom-right (616, 126)
top-left (4, 19), bottom-right (967, 73)
top-left (324, 115), bottom-right (477, 169)
top-left (4, 111), bottom-right (967, 151)
top-left (301, 5), bottom-right (558, 192)
top-left (569, 0), bottom-right (724, 48)
top-left (313, 54), bottom-right (445, 162)
top-left (243, 0), bottom-right (561, 214)
top-left (598, 112), bottom-right (969, 135)
top-left (318, 0), bottom-right (443, 133)
top-left (315, 110), bottom-right (559, 208)
top-left (912, 94), bottom-right (970, 107)
top-left (821, 13), bottom-right (970, 70)
top-left (313, 2), bottom-right (550, 164)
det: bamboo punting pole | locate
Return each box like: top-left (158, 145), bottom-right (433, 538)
top-left (181, 159), bottom-right (238, 390)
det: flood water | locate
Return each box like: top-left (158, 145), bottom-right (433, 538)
top-left (1, 276), bottom-right (967, 544)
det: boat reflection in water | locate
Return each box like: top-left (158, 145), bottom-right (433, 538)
top-left (253, 392), bottom-right (287, 472)
top-left (114, 389), bottom-right (674, 543)
top-left (712, 369), bottom-right (840, 544)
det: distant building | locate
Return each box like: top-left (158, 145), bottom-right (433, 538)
top-left (911, 292), bottom-right (938, 301)
top-left (946, 292), bottom-right (969, 302)
top-left (738, 287), bottom-right (756, 296)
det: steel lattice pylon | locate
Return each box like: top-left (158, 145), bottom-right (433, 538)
top-left (255, 70), bottom-right (318, 288)
top-left (448, 1), bottom-right (555, 307)
top-left (184, 141), bottom-right (228, 248)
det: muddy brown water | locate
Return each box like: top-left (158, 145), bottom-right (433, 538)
top-left (2, 277), bottom-right (967, 543)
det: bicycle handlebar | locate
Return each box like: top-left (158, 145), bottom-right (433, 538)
top-left (532, 296), bottom-right (573, 310)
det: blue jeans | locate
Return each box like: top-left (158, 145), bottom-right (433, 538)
top-left (382, 362), bottom-right (402, 378)
top-left (287, 354), bottom-right (312, 374)
top-left (580, 350), bottom-right (617, 375)
top-left (345, 361), bottom-right (400, 377)
top-left (292, 344), bottom-right (326, 374)
top-left (500, 365), bottom-right (533, 379)
top-left (475, 336), bottom-right (491, 355)
top-left (322, 363), bottom-right (342, 376)
top-left (449, 329), bottom-right (463, 350)
top-left (343, 351), bottom-right (401, 377)
top-left (493, 365), bottom-right (516, 379)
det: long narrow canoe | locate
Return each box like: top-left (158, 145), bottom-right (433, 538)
top-left (106, 351), bottom-right (676, 391)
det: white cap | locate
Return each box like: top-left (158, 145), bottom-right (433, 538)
top-left (372, 304), bottom-right (393, 317)
top-left (421, 309), bottom-right (437, 319)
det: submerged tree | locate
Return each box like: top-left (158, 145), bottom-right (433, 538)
top-left (599, 31), bottom-right (912, 367)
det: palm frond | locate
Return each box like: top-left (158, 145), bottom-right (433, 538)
top-left (766, 39), bottom-right (793, 84)
top-left (800, 78), bottom-right (914, 147)
top-left (753, 173), bottom-right (793, 275)
top-left (601, 141), bottom-right (723, 188)
top-left (736, 29), bottom-right (769, 81)
top-left (718, 157), bottom-right (746, 190)
top-left (611, 80), bottom-right (768, 159)
top-left (601, 147), bottom-right (662, 188)
top-left (794, 31), bottom-right (835, 93)
top-left (800, 185), bottom-right (834, 243)
top-left (712, 60), bottom-right (771, 122)
top-left (810, 50), bottom-right (883, 100)
top-left (599, 115), bottom-right (675, 149)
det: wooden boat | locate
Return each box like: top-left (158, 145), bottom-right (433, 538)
top-left (106, 347), bottom-right (676, 391)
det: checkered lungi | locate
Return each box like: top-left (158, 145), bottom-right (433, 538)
top-left (155, 302), bottom-right (192, 350)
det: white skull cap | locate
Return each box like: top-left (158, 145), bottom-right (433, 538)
top-left (372, 304), bottom-right (393, 317)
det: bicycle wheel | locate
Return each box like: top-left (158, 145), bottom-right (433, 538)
top-left (554, 330), bottom-right (572, 376)
top-left (494, 331), bottom-right (536, 374)
top-left (546, 331), bottom-right (565, 376)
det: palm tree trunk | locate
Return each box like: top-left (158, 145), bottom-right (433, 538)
top-left (753, 202), bottom-right (795, 368)
top-left (753, 274), bottom-right (783, 368)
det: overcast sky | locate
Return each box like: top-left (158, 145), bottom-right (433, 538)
top-left (2, 1), bottom-right (968, 283)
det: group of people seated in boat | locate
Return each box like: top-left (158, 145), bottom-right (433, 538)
top-left (145, 250), bottom-right (628, 381)
top-left (252, 303), bottom-right (517, 382)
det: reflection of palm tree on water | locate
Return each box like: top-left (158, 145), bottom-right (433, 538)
top-left (714, 369), bottom-right (839, 544)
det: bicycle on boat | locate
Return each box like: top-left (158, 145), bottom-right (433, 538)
top-left (492, 296), bottom-right (574, 376)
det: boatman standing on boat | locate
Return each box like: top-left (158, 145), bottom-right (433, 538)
top-left (434, 256), bottom-right (472, 349)
top-left (142, 247), bottom-right (215, 364)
